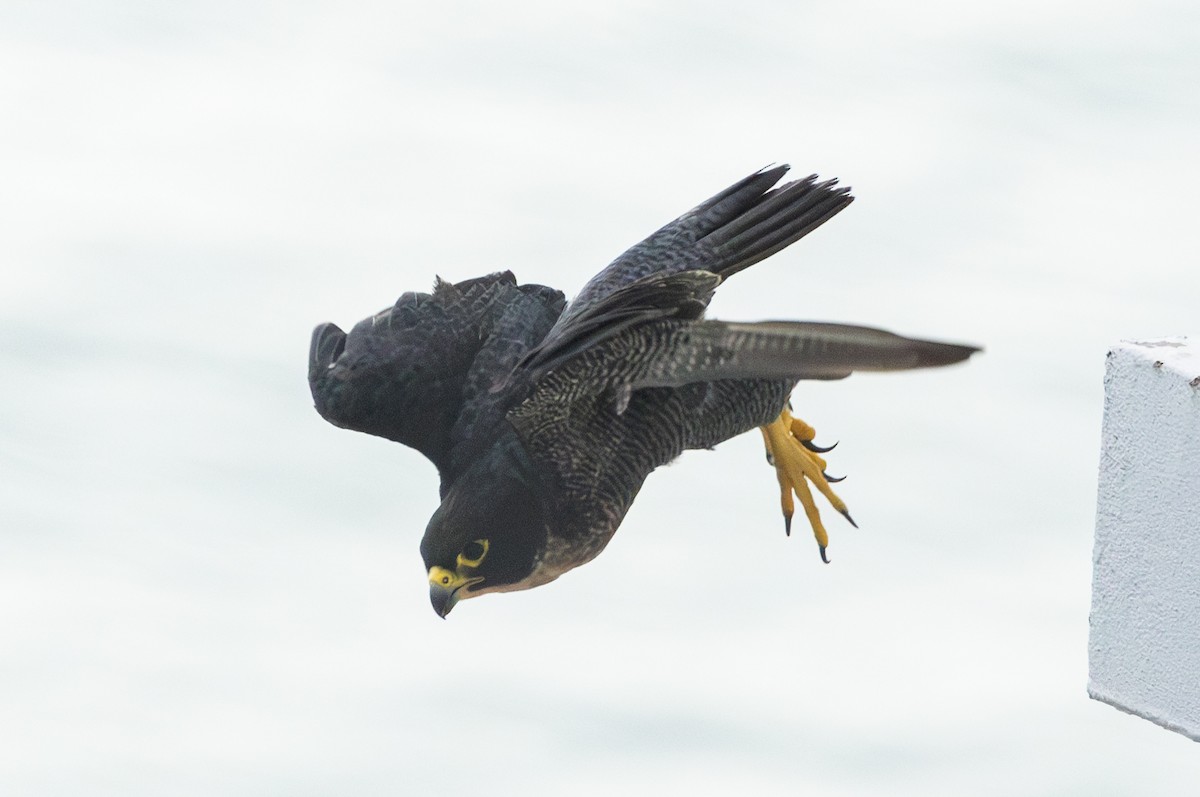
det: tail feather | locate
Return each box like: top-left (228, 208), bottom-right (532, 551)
top-left (309, 322), bottom-right (347, 381)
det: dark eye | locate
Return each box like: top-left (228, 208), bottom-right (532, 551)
top-left (462, 540), bottom-right (486, 562)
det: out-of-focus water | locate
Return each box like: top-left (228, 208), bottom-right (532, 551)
top-left (4, 2), bottom-right (1200, 794)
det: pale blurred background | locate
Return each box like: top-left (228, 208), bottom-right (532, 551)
top-left (3, 1), bottom-right (1199, 794)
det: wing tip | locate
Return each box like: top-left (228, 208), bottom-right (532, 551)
top-left (916, 340), bottom-right (983, 368)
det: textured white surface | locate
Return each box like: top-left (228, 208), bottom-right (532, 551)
top-left (1090, 338), bottom-right (1200, 741)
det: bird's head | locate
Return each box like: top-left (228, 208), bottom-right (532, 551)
top-left (420, 440), bottom-right (553, 618)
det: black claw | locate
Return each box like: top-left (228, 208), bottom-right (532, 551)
top-left (823, 471), bottom-right (846, 483)
top-left (783, 514), bottom-right (792, 537)
top-left (764, 451), bottom-right (776, 466)
top-left (840, 509), bottom-right (858, 529)
top-left (802, 439), bottom-right (838, 454)
top-left (819, 545), bottom-right (830, 564)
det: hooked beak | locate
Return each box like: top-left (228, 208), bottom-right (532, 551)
top-left (427, 566), bottom-right (483, 618)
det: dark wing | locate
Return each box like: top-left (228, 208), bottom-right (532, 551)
top-left (309, 271), bottom-right (565, 486)
top-left (606, 316), bottom-right (981, 387)
top-left (552, 165), bottom-right (852, 332)
top-left (508, 272), bottom-right (978, 542)
top-left (516, 270), bottom-right (721, 381)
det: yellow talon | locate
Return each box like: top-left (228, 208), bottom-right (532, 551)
top-left (789, 416), bottom-right (818, 443)
top-left (760, 403), bottom-right (856, 562)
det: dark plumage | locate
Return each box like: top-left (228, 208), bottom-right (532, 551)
top-left (309, 165), bottom-right (979, 617)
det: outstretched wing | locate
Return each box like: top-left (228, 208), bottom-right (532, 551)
top-left (552, 165), bottom-right (852, 332)
top-left (508, 270), bottom-right (978, 543)
top-left (309, 271), bottom-right (565, 485)
top-left (516, 270), bottom-right (721, 381)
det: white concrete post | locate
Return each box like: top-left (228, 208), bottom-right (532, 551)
top-left (1090, 338), bottom-right (1200, 741)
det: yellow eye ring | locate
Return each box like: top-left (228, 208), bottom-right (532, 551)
top-left (457, 539), bottom-right (489, 568)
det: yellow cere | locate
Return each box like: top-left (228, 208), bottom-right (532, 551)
top-left (428, 566), bottom-right (456, 587)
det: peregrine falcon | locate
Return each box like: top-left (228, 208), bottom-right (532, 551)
top-left (308, 165), bottom-right (978, 617)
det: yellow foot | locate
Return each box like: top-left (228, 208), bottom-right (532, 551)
top-left (759, 404), bottom-right (857, 563)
